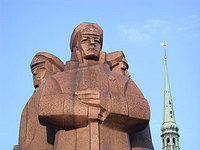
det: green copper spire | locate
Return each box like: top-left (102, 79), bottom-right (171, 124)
top-left (160, 43), bottom-right (180, 150)
top-left (163, 57), bottom-right (176, 124)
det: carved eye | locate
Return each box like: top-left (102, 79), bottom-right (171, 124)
top-left (31, 68), bottom-right (35, 74)
top-left (39, 67), bottom-right (46, 71)
top-left (95, 39), bottom-right (100, 43)
top-left (81, 38), bottom-right (88, 42)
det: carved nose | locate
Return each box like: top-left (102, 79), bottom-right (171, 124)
top-left (119, 62), bottom-right (126, 70)
top-left (33, 68), bottom-right (38, 75)
top-left (89, 37), bottom-right (95, 45)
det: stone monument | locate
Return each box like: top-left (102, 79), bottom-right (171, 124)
top-left (17, 52), bottom-right (64, 150)
top-left (16, 22), bottom-right (154, 150)
top-left (107, 51), bottom-right (154, 149)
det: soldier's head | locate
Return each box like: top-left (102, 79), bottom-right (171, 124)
top-left (107, 51), bottom-right (130, 77)
top-left (70, 22), bottom-right (103, 61)
top-left (30, 52), bottom-right (64, 89)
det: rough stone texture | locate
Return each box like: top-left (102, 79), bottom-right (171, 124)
top-left (16, 22), bottom-right (153, 150)
top-left (18, 52), bottom-right (64, 150)
top-left (107, 51), bottom-right (130, 77)
top-left (107, 51), bottom-right (154, 149)
top-left (37, 22), bottom-right (154, 150)
top-left (130, 125), bottom-right (154, 150)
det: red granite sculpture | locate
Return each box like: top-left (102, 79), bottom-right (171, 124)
top-left (107, 51), bottom-right (154, 149)
top-left (107, 51), bottom-right (130, 77)
top-left (37, 22), bottom-right (153, 150)
top-left (17, 52), bottom-right (64, 150)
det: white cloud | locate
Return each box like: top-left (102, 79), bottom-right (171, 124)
top-left (118, 15), bottom-right (200, 42)
top-left (118, 19), bottom-right (171, 42)
top-left (118, 25), bottom-right (149, 41)
top-left (176, 15), bottom-right (200, 32)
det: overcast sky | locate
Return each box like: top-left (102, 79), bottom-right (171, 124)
top-left (1, 0), bottom-right (200, 149)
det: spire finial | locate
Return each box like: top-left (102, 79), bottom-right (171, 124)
top-left (161, 41), bottom-right (167, 59)
top-left (160, 40), bottom-right (180, 150)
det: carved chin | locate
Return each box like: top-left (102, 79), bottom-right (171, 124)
top-left (34, 80), bottom-right (39, 88)
top-left (84, 50), bottom-right (99, 60)
top-left (84, 54), bottom-right (99, 60)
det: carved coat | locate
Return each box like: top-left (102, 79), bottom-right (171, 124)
top-left (39, 61), bottom-right (150, 150)
top-left (19, 89), bottom-right (55, 150)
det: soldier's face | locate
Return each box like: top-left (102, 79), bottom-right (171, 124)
top-left (114, 62), bottom-right (127, 76)
top-left (112, 58), bottom-right (130, 77)
top-left (79, 28), bottom-right (101, 60)
top-left (31, 62), bottom-right (47, 88)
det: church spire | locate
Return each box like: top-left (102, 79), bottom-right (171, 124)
top-left (160, 41), bottom-right (180, 150)
top-left (163, 55), bottom-right (176, 123)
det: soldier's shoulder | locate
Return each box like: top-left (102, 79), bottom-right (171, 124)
top-left (108, 71), bottom-right (130, 82)
top-left (47, 71), bottom-right (70, 82)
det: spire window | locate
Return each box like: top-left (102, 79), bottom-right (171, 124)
top-left (173, 138), bottom-right (175, 145)
top-left (167, 138), bottom-right (170, 143)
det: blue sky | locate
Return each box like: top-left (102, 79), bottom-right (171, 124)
top-left (0, 0), bottom-right (199, 149)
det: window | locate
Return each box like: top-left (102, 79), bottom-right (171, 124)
top-left (167, 138), bottom-right (170, 143)
top-left (173, 138), bottom-right (175, 144)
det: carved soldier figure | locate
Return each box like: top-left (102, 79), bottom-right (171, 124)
top-left (18, 52), bottom-right (64, 150)
top-left (38, 22), bottom-right (151, 150)
top-left (107, 51), bottom-right (130, 77)
top-left (107, 51), bottom-right (154, 149)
